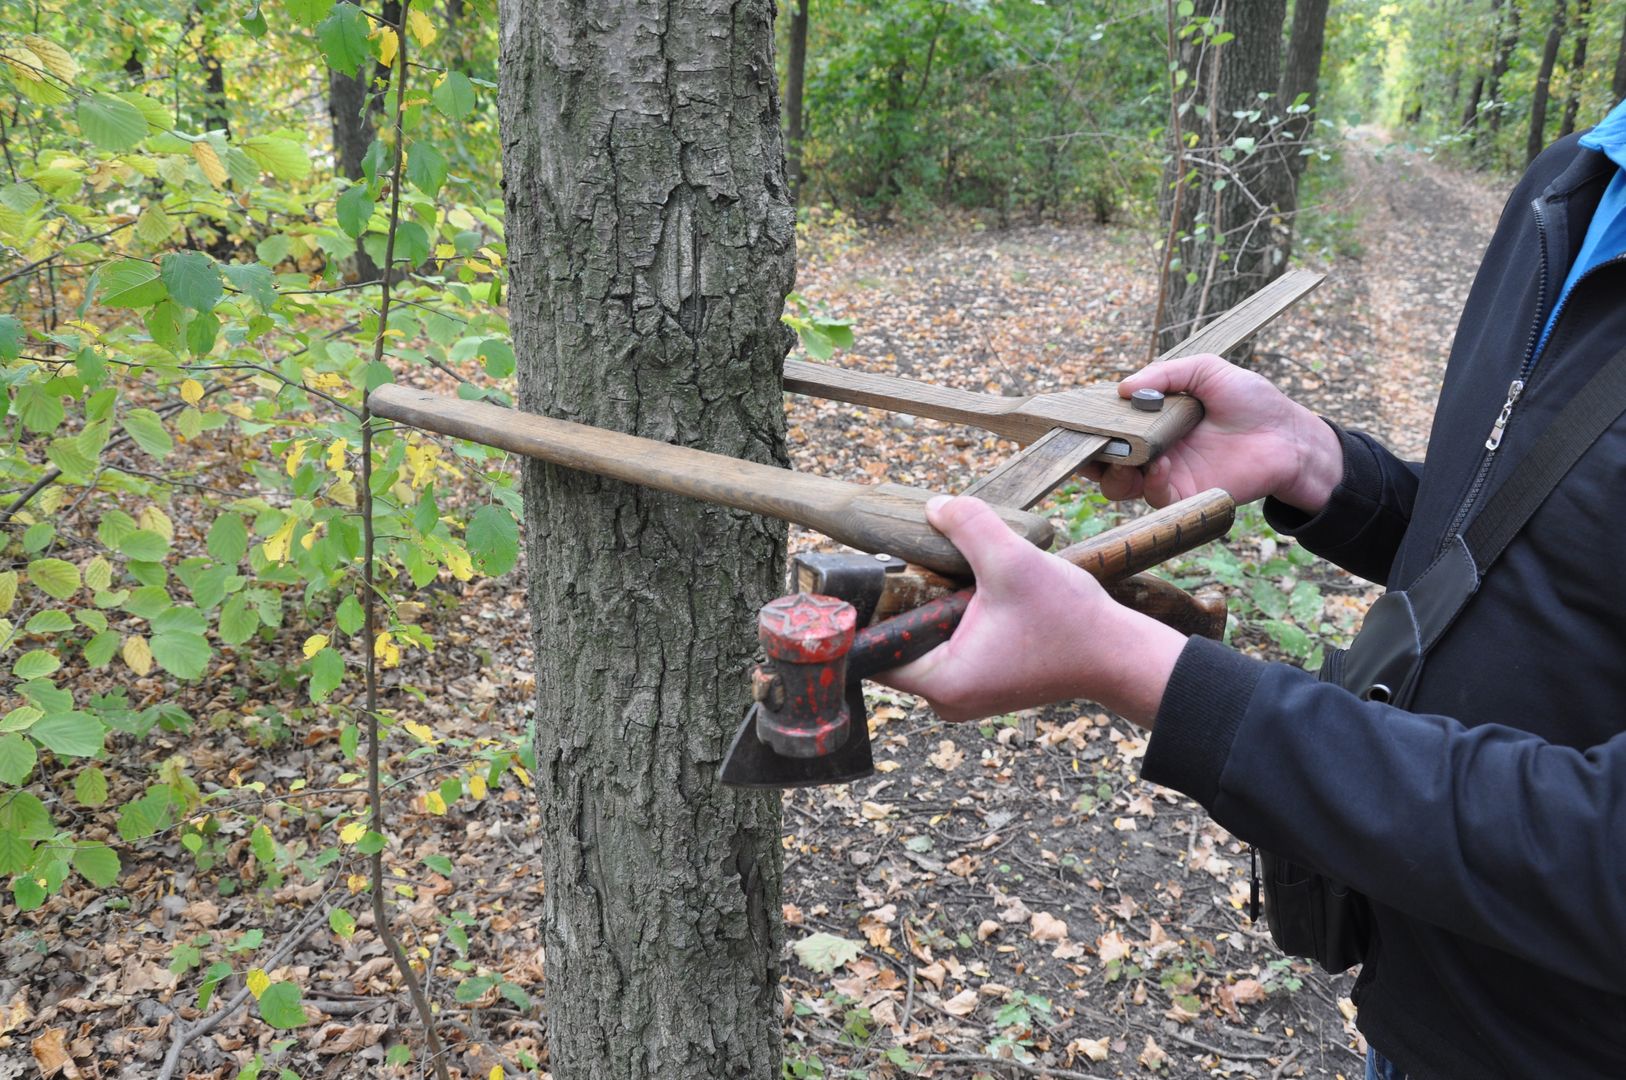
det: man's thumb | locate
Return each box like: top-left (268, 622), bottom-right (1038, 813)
top-left (1120, 352), bottom-right (1226, 398)
top-left (925, 496), bottom-right (1036, 589)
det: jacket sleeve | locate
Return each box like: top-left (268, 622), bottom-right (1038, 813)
top-left (1143, 636), bottom-right (1626, 993)
top-left (1262, 423), bottom-right (1421, 587)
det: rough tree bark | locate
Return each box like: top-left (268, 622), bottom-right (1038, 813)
top-left (786, 0), bottom-right (810, 197)
top-left (497, 2), bottom-right (794, 1077)
top-left (1156, 0), bottom-right (1290, 353)
top-left (1527, 0), bottom-right (1568, 164)
top-left (1559, 0), bottom-right (1592, 137)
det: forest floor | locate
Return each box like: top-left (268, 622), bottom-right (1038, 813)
top-left (0, 138), bottom-right (1506, 1080)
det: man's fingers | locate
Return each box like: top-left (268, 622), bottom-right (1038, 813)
top-left (925, 495), bottom-right (1043, 592)
top-left (1120, 352), bottom-right (1229, 398)
top-left (1097, 462), bottom-right (1146, 502)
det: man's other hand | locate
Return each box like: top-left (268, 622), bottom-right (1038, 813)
top-left (1081, 353), bottom-right (1344, 513)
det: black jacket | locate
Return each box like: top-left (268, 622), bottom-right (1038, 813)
top-left (1142, 134), bottom-right (1626, 1080)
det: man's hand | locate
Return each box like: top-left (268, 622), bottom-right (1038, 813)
top-left (877, 496), bottom-right (1187, 726)
top-left (1081, 353), bottom-right (1344, 512)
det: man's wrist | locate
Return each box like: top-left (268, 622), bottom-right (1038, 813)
top-left (1088, 603), bottom-right (1187, 729)
top-left (1273, 410), bottom-right (1344, 514)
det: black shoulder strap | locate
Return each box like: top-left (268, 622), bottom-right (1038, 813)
top-left (1463, 343), bottom-right (1626, 572)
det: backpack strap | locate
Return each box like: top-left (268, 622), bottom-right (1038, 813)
top-left (1463, 343), bottom-right (1626, 572)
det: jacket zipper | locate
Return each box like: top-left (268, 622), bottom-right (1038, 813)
top-left (1440, 198), bottom-right (1626, 549)
top-left (1440, 200), bottom-right (1551, 546)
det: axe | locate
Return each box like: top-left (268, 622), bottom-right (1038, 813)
top-left (719, 488), bottom-right (1233, 788)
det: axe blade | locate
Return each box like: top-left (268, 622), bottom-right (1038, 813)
top-left (719, 685), bottom-right (875, 789)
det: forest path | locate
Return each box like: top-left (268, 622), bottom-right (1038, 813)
top-left (781, 140), bottom-right (1510, 1080)
top-left (1285, 127), bottom-right (1508, 458)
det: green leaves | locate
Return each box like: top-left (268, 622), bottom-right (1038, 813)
top-left (465, 506), bottom-right (519, 576)
top-left (432, 72), bottom-right (476, 120)
top-left (328, 907), bottom-right (356, 939)
top-left (407, 143), bottom-right (448, 198)
top-left (0, 314), bottom-right (21, 360)
top-left (241, 136), bottom-right (311, 182)
top-left (478, 339), bottom-right (515, 379)
top-left (316, 2), bottom-right (371, 78)
top-left (28, 559), bottom-right (80, 601)
top-left (336, 183), bottom-right (375, 239)
top-left (73, 767), bottom-right (108, 807)
top-left (151, 626), bottom-right (211, 680)
top-left (160, 251), bottom-right (223, 312)
top-left (257, 980), bottom-right (308, 1029)
top-left (221, 262), bottom-right (276, 310)
top-left (0, 736), bottom-right (37, 785)
top-left (308, 647), bottom-right (344, 702)
top-left (207, 513), bottom-right (249, 564)
top-left (31, 712), bottom-right (106, 758)
top-left (218, 595), bottom-right (260, 646)
top-left (77, 94), bottom-right (148, 150)
top-left (284, 0), bottom-right (332, 28)
top-left (95, 260), bottom-right (167, 309)
top-left (14, 384), bottom-right (64, 434)
top-left (0, 831), bottom-right (34, 877)
top-left (72, 843), bottom-right (120, 887)
top-left (12, 651), bottom-right (61, 681)
top-left (0, 791), bottom-right (53, 841)
top-left (122, 409), bottom-right (174, 461)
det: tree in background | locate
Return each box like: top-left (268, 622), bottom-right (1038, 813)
top-left (326, 0), bottom-right (402, 281)
top-left (497, 0), bottom-right (793, 1075)
top-left (1528, 0), bottom-right (1569, 163)
top-left (1153, 0), bottom-right (1311, 353)
top-left (1486, 0), bottom-right (1521, 137)
top-left (786, 0), bottom-right (810, 196)
top-left (1560, 0), bottom-right (1595, 137)
top-left (1277, 0), bottom-right (1332, 259)
top-left (788, 0), bottom-right (1167, 221)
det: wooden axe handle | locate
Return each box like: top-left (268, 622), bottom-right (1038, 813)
top-left (1053, 488), bottom-right (1234, 582)
top-left (367, 384), bottom-right (1053, 577)
top-left (784, 359), bottom-right (1204, 462)
top-left (849, 490), bottom-right (1234, 638)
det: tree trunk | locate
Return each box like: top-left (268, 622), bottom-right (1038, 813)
top-left (1462, 74), bottom-right (1486, 129)
top-left (201, 40), bottom-right (229, 137)
top-left (786, 0), bottom-right (809, 197)
top-left (1275, 0), bottom-right (1329, 256)
top-left (1156, 0), bottom-right (1290, 353)
top-left (1615, 9), bottom-right (1626, 104)
top-left (326, 0), bottom-right (398, 281)
top-left (327, 68), bottom-right (376, 184)
top-left (1527, 0), bottom-right (1568, 164)
top-left (1487, 0), bottom-right (1520, 132)
top-left (327, 67), bottom-right (381, 280)
top-left (1559, 0), bottom-right (1592, 137)
top-left (497, 3), bottom-right (794, 1078)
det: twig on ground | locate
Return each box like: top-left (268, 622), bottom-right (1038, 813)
top-left (155, 877), bottom-right (344, 1080)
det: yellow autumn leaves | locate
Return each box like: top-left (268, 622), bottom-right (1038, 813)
top-left (372, 8), bottom-right (437, 69)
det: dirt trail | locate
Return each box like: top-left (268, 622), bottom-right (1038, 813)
top-left (1275, 128), bottom-right (1507, 458)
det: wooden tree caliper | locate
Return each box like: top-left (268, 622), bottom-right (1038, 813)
top-left (369, 269), bottom-right (1323, 789)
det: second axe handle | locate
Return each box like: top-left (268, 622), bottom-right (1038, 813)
top-left (846, 488), bottom-right (1235, 680)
